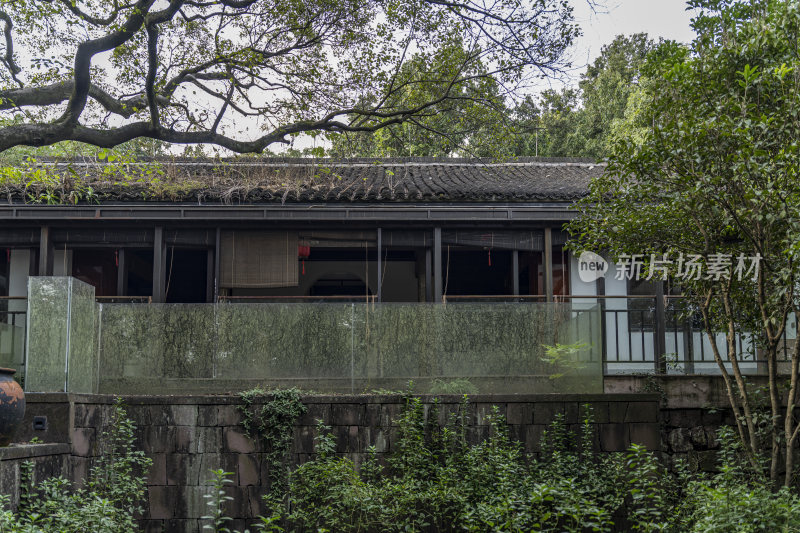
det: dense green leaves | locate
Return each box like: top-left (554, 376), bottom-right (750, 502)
top-left (568, 0), bottom-right (800, 485)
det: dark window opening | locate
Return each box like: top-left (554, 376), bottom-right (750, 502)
top-left (518, 246), bottom-right (570, 297)
top-left (310, 273), bottom-right (370, 297)
top-left (442, 249), bottom-right (513, 296)
top-left (519, 251), bottom-right (543, 296)
top-left (165, 248), bottom-right (208, 303)
top-left (72, 249), bottom-right (118, 297)
top-left (126, 249), bottom-right (154, 297)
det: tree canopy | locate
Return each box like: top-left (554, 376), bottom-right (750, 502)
top-left (0, 0), bottom-right (580, 154)
top-left (569, 0), bottom-right (800, 485)
top-left (327, 31), bottom-right (658, 160)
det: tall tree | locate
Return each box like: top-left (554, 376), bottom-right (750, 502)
top-left (505, 33), bottom-right (656, 160)
top-left (569, 0), bottom-right (800, 485)
top-left (0, 0), bottom-right (579, 154)
top-left (575, 33), bottom-right (655, 158)
top-left (327, 49), bottom-right (509, 158)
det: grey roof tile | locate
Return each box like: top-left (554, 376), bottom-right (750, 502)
top-left (24, 157), bottom-right (603, 204)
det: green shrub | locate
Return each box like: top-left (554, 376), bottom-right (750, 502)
top-left (257, 399), bottom-right (689, 532)
top-left (0, 398), bottom-right (151, 533)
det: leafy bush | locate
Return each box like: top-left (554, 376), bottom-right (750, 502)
top-left (206, 396), bottom-right (800, 533)
top-left (255, 398), bottom-right (682, 532)
top-left (0, 398), bottom-right (151, 533)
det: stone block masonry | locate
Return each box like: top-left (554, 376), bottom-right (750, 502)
top-left (7, 393), bottom-right (660, 533)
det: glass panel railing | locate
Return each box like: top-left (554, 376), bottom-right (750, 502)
top-left (94, 302), bottom-right (602, 394)
top-left (25, 277), bottom-right (71, 392)
top-left (24, 277), bottom-right (98, 393)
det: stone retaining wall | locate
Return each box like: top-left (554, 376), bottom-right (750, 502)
top-left (8, 393), bottom-right (659, 533)
top-left (0, 443), bottom-right (71, 509)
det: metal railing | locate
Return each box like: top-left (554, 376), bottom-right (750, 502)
top-left (436, 294), bottom-right (781, 374)
top-left (0, 296), bottom-right (26, 380)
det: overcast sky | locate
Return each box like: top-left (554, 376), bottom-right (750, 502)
top-left (559, 0), bottom-right (698, 86)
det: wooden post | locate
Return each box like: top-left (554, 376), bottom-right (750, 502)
top-left (377, 228), bottom-right (382, 302)
top-left (543, 227), bottom-right (553, 302)
top-left (597, 276), bottom-right (608, 375)
top-left (206, 249), bottom-right (214, 303)
top-left (152, 227), bottom-right (166, 303)
top-left (433, 228), bottom-right (442, 303)
top-left (116, 249), bottom-right (127, 296)
top-left (214, 228), bottom-right (221, 303)
top-left (38, 226), bottom-right (54, 276)
top-left (654, 281), bottom-right (667, 373)
top-left (683, 314), bottom-right (695, 375)
top-left (512, 249), bottom-right (519, 297)
top-left (425, 248), bottom-right (432, 302)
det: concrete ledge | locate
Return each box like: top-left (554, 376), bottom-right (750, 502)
top-left (25, 392), bottom-right (660, 405)
top-left (0, 443), bottom-right (70, 460)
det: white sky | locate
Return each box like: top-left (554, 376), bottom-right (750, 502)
top-left (555, 0), bottom-right (699, 88)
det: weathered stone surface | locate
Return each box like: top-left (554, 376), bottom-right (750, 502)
top-left (237, 454), bottom-right (260, 486)
top-left (629, 423), bottom-right (660, 451)
top-left (224, 428), bottom-right (255, 454)
top-left (524, 425), bottom-right (545, 452)
top-left (331, 404), bottom-right (364, 426)
top-left (608, 402), bottom-right (628, 423)
top-left (216, 405), bottom-right (242, 426)
top-left (148, 453), bottom-right (168, 485)
top-left (599, 423), bottom-right (629, 452)
top-left (506, 403), bottom-right (533, 425)
top-left (197, 406), bottom-right (217, 427)
top-left (172, 405), bottom-right (199, 427)
top-left (7, 392), bottom-right (679, 533)
top-left (667, 428), bottom-right (694, 453)
top-left (532, 402), bottom-right (564, 425)
top-left (625, 402), bottom-right (659, 423)
top-left (70, 427), bottom-right (95, 457)
top-left (148, 486), bottom-right (178, 519)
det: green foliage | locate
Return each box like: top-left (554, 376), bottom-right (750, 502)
top-left (0, 399), bottom-right (151, 532)
top-left (539, 342), bottom-right (590, 379)
top-left (429, 378), bottom-right (478, 395)
top-left (237, 387), bottom-right (307, 496)
top-left (260, 398), bottom-right (686, 532)
top-left (0, 153), bottom-right (173, 204)
top-left (202, 469), bottom-right (236, 533)
top-left (568, 0), bottom-right (800, 484)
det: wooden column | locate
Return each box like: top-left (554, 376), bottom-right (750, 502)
top-left (543, 227), bottom-right (553, 302)
top-left (28, 248), bottom-right (37, 276)
top-left (512, 249), bottom-right (520, 297)
top-left (116, 249), bottom-right (127, 296)
top-left (214, 228), bottom-right (221, 302)
top-left (597, 276), bottom-right (608, 374)
top-left (654, 281), bottom-right (667, 374)
top-left (433, 228), bottom-right (442, 303)
top-left (377, 228), bottom-right (382, 302)
top-left (206, 249), bottom-right (214, 303)
top-left (425, 248), bottom-right (432, 302)
top-left (152, 227), bottom-right (166, 303)
top-left (38, 226), bottom-right (54, 276)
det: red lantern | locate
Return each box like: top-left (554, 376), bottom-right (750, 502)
top-left (298, 244), bottom-right (311, 275)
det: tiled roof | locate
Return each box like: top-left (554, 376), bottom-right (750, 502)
top-left (29, 157), bottom-right (605, 204)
